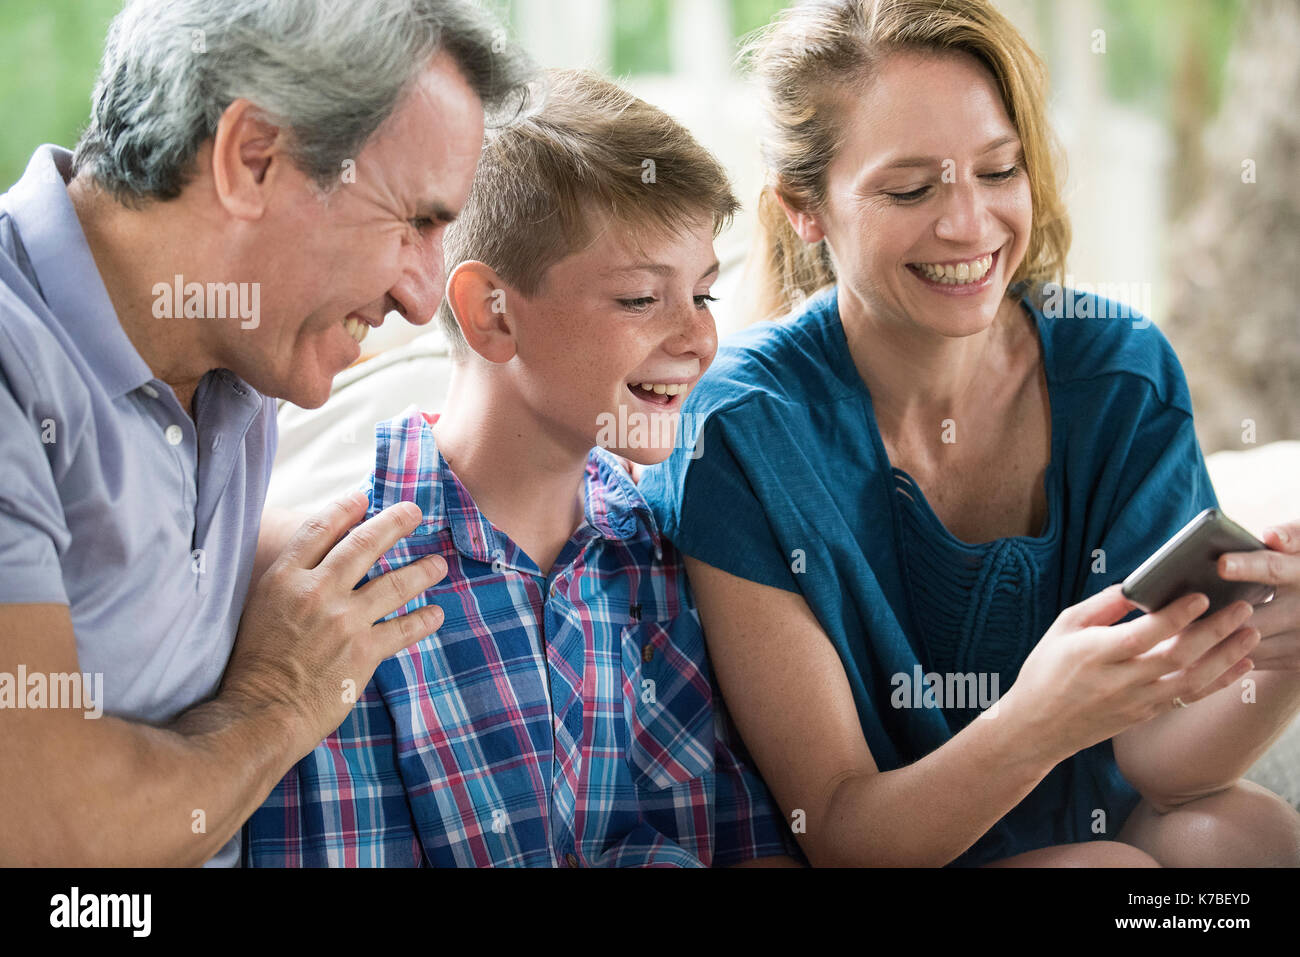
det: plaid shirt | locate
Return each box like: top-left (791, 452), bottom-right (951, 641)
top-left (244, 407), bottom-right (791, 867)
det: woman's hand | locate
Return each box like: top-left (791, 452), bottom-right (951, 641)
top-left (1003, 584), bottom-right (1259, 766)
top-left (1218, 520), bottom-right (1300, 670)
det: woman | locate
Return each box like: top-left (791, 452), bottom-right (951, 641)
top-left (640, 0), bottom-right (1300, 866)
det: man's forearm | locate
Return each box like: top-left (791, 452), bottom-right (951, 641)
top-left (1115, 671), bottom-right (1300, 809)
top-left (3, 691), bottom-right (304, 867)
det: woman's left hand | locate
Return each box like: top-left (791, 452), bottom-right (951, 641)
top-left (1219, 520), bottom-right (1300, 669)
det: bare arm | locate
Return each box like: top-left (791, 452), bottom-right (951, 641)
top-left (686, 556), bottom-right (1057, 867)
top-left (687, 555), bottom-right (1257, 867)
top-left (1114, 520), bottom-right (1300, 808)
top-left (0, 494), bottom-right (447, 866)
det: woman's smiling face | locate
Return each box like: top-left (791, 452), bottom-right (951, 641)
top-left (799, 49), bottom-right (1033, 337)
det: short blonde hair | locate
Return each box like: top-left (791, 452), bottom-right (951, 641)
top-left (742, 0), bottom-right (1071, 322)
top-left (438, 68), bottom-right (739, 355)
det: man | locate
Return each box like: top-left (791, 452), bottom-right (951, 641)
top-left (0, 0), bottom-right (531, 866)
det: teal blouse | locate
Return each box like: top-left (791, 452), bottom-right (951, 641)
top-left (639, 283), bottom-right (1219, 866)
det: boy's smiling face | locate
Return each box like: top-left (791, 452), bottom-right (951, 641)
top-left (504, 212), bottom-right (721, 467)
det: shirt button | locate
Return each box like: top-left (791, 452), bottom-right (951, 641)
top-left (164, 424), bottom-right (184, 446)
top-left (565, 852), bottom-right (579, 868)
top-left (140, 384), bottom-right (159, 399)
top-left (549, 581), bottom-right (558, 597)
top-left (641, 644), bottom-right (655, 663)
top-left (211, 434), bottom-right (222, 451)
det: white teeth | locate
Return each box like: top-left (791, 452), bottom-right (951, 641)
top-left (344, 317), bottom-right (369, 344)
top-left (634, 382), bottom-right (685, 396)
top-left (913, 254), bottom-right (993, 284)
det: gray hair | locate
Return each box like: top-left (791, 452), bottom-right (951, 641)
top-left (73, 0), bottom-right (533, 204)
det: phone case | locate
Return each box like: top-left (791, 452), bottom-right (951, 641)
top-left (1121, 508), bottom-right (1276, 616)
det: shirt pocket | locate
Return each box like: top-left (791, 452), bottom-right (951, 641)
top-left (620, 615), bottom-right (716, 789)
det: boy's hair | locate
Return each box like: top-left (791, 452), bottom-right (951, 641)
top-left (437, 68), bottom-right (739, 357)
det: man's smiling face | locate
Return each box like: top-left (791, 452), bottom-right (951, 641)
top-left (227, 50), bottom-right (486, 409)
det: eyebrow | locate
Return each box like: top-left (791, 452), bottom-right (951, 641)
top-left (413, 200), bottom-right (458, 224)
top-left (603, 261), bottom-right (721, 282)
top-left (874, 134), bottom-right (1022, 172)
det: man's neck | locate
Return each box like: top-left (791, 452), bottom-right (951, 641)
top-left (430, 362), bottom-right (589, 576)
top-left (66, 175), bottom-right (215, 418)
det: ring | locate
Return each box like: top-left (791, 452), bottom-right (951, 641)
top-left (1172, 696), bottom-right (1188, 709)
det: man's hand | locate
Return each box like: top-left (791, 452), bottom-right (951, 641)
top-left (223, 491), bottom-right (448, 752)
top-left (1220, 520), bottom-right (1300, 670)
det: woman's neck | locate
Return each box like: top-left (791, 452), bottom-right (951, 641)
top-left (837, 285), bottom-right (1026, 430)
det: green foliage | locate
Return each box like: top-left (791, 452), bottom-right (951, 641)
top-left (1097, 0), bottom-right (1242, 116)
top-left (0, 0), bottom-right (124, 188)
top-left (612, 0), bottom-right (672, 75)
top-left (729, 0), bottom-right (789, 39)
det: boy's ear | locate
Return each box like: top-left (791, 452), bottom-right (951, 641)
top-left (774, 188), bottom-right (827, 245)
top-left (446, 261), bottom-right (517, 363)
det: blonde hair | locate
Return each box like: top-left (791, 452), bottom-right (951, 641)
top-left (741, 0), bottom-right (1070, 322)
top-left (438, 68), bottom-right (739, 355)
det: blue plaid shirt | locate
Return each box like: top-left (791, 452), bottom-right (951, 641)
top-left (244, 407), bottom-right (792, 866)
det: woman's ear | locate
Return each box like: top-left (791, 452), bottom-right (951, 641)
top-left (774, 188), bottom-right (827, 245)
top-left (445, 261), bottom-right (517, 363)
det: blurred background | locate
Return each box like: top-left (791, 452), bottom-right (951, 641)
top-left (1, 0), bottom-right (1296, 452)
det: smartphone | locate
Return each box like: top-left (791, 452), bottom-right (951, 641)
top-left (1121, 508), bottom-right (1275, 617)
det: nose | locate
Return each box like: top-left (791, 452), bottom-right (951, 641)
top-left (388, 229), bottom-right (445, 326)
top-left (933, 175), bottom-right (985, 246)
top-left (664, 295), bottom-right (718, 363)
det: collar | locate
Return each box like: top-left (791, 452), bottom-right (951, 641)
top-left (371, 407), bottom-right (664, 572)
top-left (3, 145), bottom-right (153, 399)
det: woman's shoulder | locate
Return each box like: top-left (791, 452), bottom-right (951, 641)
top-left (1023, 281), bottom-right (1194, 414)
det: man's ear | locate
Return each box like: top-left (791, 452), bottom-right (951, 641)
top-left (209, 98), bottom-right (288, 220)
top-left (445, 261), bottom-right (517, 364)
top-left (774, 188), bottom-right (827, 245)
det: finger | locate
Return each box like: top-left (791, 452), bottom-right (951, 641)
top-left (1247, 590), bottom-right (1298, 637)
top-left (1263, 521), bottom-right (1300, 554)
top-left (1130, 600), bottom-right (1254, 679)
top-left (317, 500), bottom-right (424, 585)
top-left (1243, 631), bottom-right (1300, 669)
top-left (1171, 654), bottom-right (1255, 707)
top-left (278, 491), bottom-right (371, 570)
top-left (1218, 547), bottom-right (1298, 586)
top-left (1063, 583), bottom-right (1140, 630)
top-left (1100, 591), bottom-right (1208, 662)
top-left (371, 600), bottom-right (446, 660)
top-left (356, 553), bottom-right (449, 623)
top-left (1151, 624), bottom-right (1259, 707)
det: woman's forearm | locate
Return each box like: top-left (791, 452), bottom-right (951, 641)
top-left (813, 689), bottom-right (1057, 866)
top-left (1114, 670), bottom-right (1300, 810)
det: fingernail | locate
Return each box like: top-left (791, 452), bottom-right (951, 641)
top-left (1222, 558), bottom-right (1238, 575)
top-left (1270, 527), bottom-right (1290, 546)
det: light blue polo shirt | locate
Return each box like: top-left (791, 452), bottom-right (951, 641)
top-left (0, 146), bottom-right (278, 867)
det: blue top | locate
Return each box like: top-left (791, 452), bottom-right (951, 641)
top-left (0, 146), bottom-right (278, 867)
top-left (639, 283), bottom-right (1218, 866)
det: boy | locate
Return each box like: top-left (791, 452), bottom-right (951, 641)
top-left (244, 69), bottom-right (794, 866)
